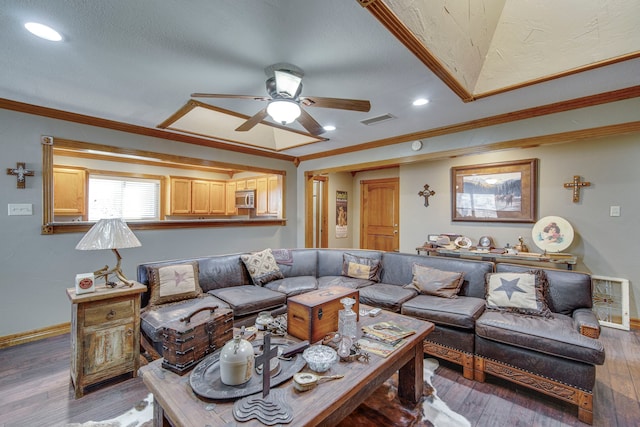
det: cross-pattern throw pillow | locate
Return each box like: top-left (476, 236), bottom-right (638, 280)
top-left (147, 261), bottom-right (203, 307)
top-left (241, 248), bottom-right (284, 286)
top-left (403, 264), bottom-right (464, 298)
top-left (341, 253), bottom-right (381, 282)
top-left (485, 270), bottom-right (552, 318)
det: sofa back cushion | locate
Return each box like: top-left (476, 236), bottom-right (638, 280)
top-left (317, 249), bottom-right (382, 277)
top-left (137, 253), bottom-right (251, 306)
top-left (495, 263), bottom-right (592, 315)
top-left (380, 252), bottom-right (493, 298)
top-left (276, 249), bottom-right (318, 278)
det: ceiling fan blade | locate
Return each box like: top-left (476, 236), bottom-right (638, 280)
top-left (191, 93), bottom-right (270, 101)
top-left (299, 96), bottom-right (371, 112)
top-left (296, 109), bottom-right (325, 136)
top-left (235, 108), bottom-right (269, 132)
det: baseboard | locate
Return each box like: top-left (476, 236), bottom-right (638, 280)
top-left (630, 318), bottom-right (640, 330)
top-left (0, 322), bottom-right (70, 349)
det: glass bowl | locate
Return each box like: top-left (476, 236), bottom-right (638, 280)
top-left (302, 345), bottom-right (338, 373)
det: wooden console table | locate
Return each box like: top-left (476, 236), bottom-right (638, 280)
top-left (416, 246), bottom-right (577, 270)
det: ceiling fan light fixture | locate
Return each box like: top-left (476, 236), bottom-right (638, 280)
top-left (274, 70), bottom-right (302, 98)
top-left (267, 99), bottom-right (301, 124)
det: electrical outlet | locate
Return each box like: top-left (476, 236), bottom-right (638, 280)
top-left (8, 203), bottom-right (33, 216)
top-left (610, 206), bottom-right (621, 217)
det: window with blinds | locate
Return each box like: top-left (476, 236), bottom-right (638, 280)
top-left (88, 175), bottom-right (160, 221)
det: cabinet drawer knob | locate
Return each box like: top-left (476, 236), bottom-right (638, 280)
top-left (126, 329), bottom-right (134, 336)
top-left (106, 310), bottom-right (116, 320)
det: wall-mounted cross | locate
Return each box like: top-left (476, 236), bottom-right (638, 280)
top-left (563, 175), bottom-right (591, 203)
top-left (418, 184), bottom-right (436, 207)
top-left (6, 162), bottom-right (34, 189)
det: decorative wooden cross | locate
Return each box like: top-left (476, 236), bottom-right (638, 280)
top-left (256, 332), bottom-right (279, 398)
top-left (418, 184), bottom-right (436, 207)
top-left (6, 162), bottom-right (34, 189)
top-left (563, 175), bottom-right (591, 203)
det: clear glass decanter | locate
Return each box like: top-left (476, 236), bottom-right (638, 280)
top-left (338, 297), bottom-right (358, 339)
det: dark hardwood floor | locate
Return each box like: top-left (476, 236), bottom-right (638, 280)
top-left (0, 326), bottom-right (638, 426)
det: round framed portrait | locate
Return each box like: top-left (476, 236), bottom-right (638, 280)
top-left (531, 216), bottom-right (574, 253)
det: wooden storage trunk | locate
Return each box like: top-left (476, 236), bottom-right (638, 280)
top-left (287, 287), bottom-right (359, 343)
top-left (161, 306), bottom-right (233, 374)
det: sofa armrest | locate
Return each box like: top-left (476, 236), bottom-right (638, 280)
top-left (573, 308), bottom-right (601, 338)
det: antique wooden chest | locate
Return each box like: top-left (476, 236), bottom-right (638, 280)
top-left (287, 287), bottom-right (359, 343)
top-left (161, 306), bottom-right (233, 374)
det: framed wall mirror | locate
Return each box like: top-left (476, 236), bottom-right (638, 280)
top-left (42, 137), bottom-right (287, 234)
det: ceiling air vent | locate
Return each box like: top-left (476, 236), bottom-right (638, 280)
top-left (360, 113), bottom-right (396, 126)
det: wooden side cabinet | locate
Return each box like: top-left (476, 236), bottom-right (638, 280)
top-left (66, 283), bottom-right (146, 398)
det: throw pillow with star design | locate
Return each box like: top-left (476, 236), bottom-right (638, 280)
top-left (485, 270), bottom-right (552, 318)
top-left (147, 261), bottom-right (203, 307)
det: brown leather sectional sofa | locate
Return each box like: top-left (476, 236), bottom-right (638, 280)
top-left (137, 248), bottom-right (604, 424)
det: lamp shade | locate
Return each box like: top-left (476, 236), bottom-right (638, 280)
top-left (76, 218), bottom-right (141, 250)
top-left (267, 99), bottom-right (301, 124)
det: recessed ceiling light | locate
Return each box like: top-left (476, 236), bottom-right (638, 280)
top-left (25, 22), bottom-right (63, 42)
top-left (412, 98), bottom-right (429, 106)
top-left (323, 125), bottom-right (336, 131)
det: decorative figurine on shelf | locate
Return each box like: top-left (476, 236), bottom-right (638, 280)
top-left (514, 236), bottom-right (529, 253)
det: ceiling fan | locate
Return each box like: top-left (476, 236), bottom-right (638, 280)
top-left (191, 64), bottom-right (371, 136)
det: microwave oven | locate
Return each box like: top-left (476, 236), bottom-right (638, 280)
top-left (235, 189), bottom-right (255, 208)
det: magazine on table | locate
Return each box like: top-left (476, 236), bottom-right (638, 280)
top-left (357, 337), bottom-right (406, 358)
top-left (361, 321), bottom-right (416, 346)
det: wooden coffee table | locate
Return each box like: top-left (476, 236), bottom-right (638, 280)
top-left (139, 307), bottom-right (434, 426)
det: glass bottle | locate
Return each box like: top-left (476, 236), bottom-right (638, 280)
top-left (338, 297), bottom-right (357, 339)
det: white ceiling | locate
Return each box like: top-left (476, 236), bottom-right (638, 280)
top-left (1, 0), bottom-right (639, 158)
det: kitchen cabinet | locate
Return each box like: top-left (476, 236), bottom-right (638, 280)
top-left (53, 166), bottom-right (87, 217)
top-left (225, 181), bottom-right (237, 215)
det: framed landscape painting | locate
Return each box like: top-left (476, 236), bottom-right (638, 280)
top-left (451, 158), bottom-right (537, 223)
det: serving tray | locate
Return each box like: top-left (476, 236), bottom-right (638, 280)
top-left (190, 337), bottom-right (306, 400)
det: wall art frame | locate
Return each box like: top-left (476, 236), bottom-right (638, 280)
top-left (451, 158), bottom-right (537, 223)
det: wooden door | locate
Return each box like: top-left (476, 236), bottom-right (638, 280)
top-left (360, 178), bottom-right (399, 251)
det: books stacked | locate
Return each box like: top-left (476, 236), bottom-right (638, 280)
top-left (357, 321), bottom-right (416, 358)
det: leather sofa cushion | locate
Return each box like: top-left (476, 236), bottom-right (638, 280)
top-left (380, 252), bottom-right (493, 298)
top-left (401, 295), bottom-right (485, 329)
top-left (424, 325), bottom-right (475, 355)
top-left (359, 283), bottom-right (417, 312)
top-left (264, 276), bottom-right (318, 296)
top-left (495, 264), bottom-right (592, 315)
top-left (196, 254), bottom-right (251, 291)
top-left (209, 285), bottom-right (286, 317)
top-left (317, 276), bottom-right (374, 289)
top-left (276, 249), bottom-right (318, 278)
top-left (141, 294), bottom-right (230, 344)
top-left (476, 310), bottom-right (605, 365)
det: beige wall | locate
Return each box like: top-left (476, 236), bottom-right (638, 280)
top-left (322, 135), bottom-right (639, 320)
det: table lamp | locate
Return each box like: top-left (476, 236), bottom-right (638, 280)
top-left (75, 218), bottom-right (141, 287)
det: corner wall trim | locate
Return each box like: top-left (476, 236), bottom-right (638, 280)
top-left (0, 322), bottom-right (70, 349)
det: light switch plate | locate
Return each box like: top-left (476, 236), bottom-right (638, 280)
top-left (610, 206), bottom-right (621, 217)
top-left (8, 203), bottom-right (33, 216)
